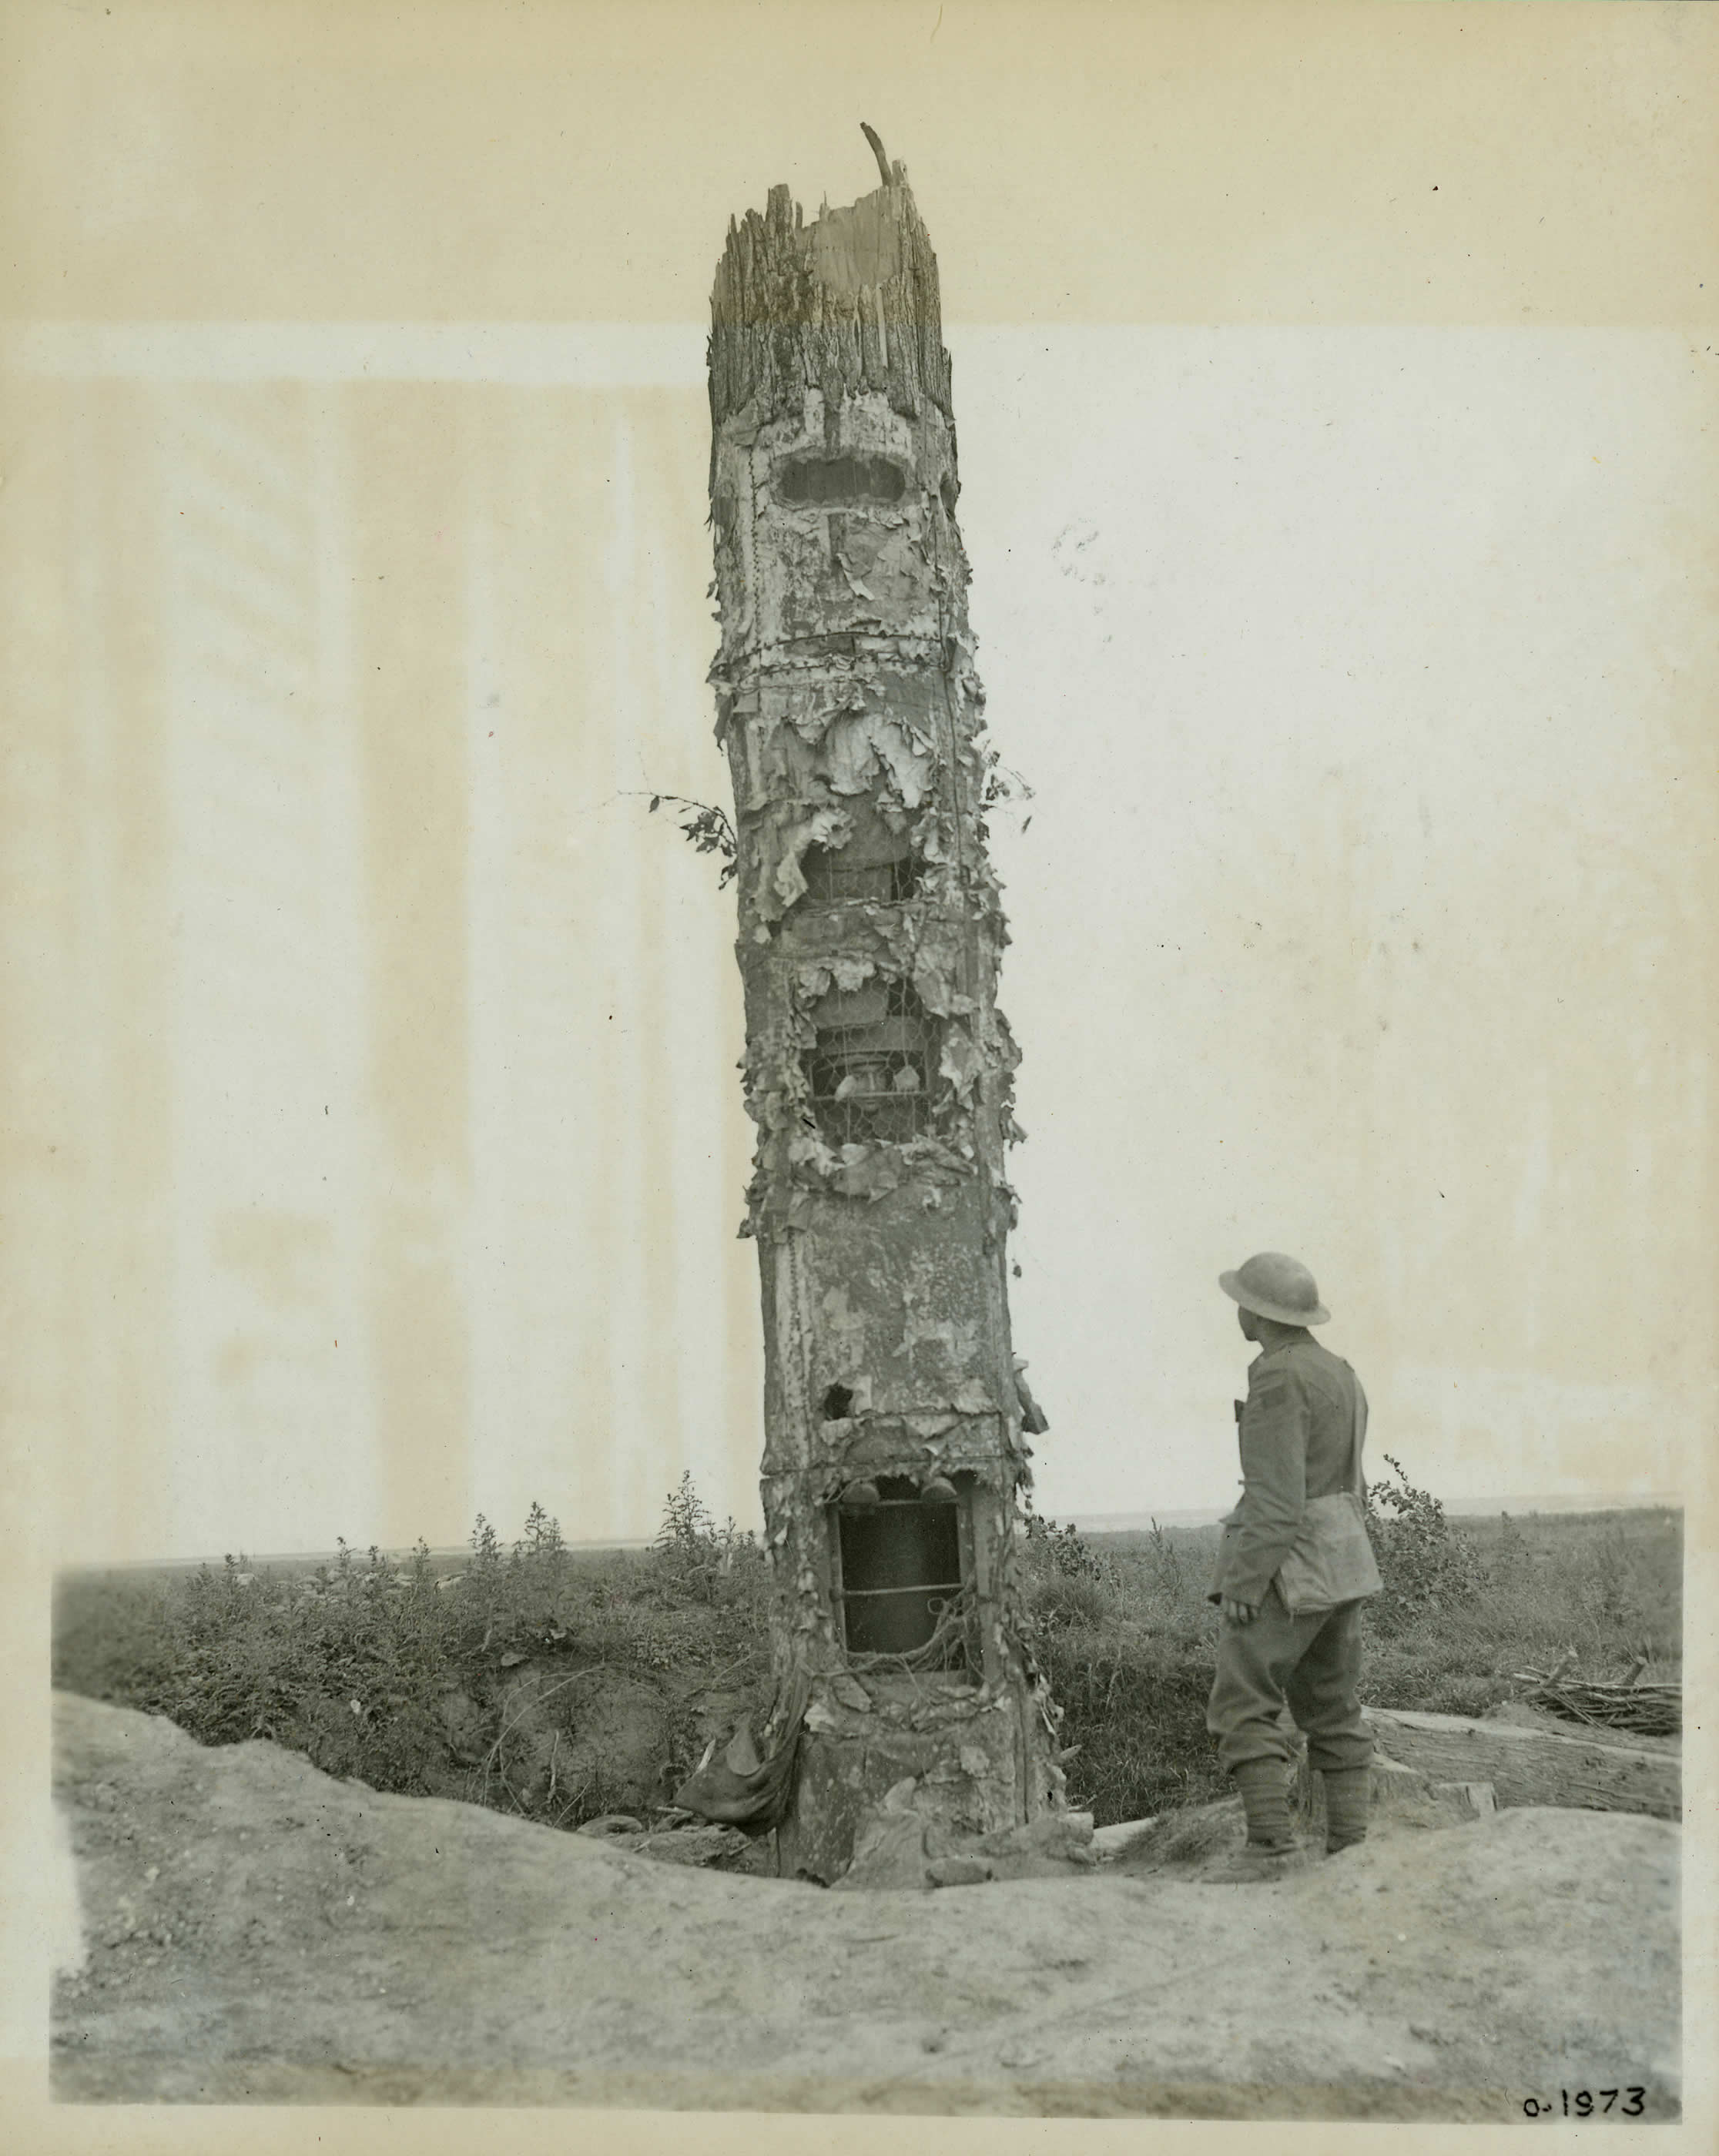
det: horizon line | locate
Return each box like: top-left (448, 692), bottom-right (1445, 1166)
top-left (56, 1494), bottom-right (1682, 1573)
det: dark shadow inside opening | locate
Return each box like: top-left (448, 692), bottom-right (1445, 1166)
top-left (776, 453), bottom-right (906, 507)
top-left (836, 1480), bottom-right (966, 1659)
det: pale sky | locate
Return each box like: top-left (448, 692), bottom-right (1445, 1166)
top-left (8, 320), bottom-right (1711, 1563)
top-left (967, 327), bottom-right (1712, 1525)
top-left (4, 1), bottom-right (1714, 1564)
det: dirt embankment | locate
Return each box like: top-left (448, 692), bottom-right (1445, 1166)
top-left (51, 1692), bottom-right (1679, 2119)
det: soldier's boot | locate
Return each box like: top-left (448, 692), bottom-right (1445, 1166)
top-left (1201, 1759), bottom-right (1312, 1884)
top-left (1201, 1842), bottom-right (1315, 1884)
top-left (1322, 1767), bottom-right (1370, 1856)
top-left (1232, 1756), bottom-right (1294, 1850)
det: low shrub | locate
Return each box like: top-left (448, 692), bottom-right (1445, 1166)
top-left (652, 1471), bottom-right (762, 1605)
top-left (53, 1496), bottom-right (772, 1833)
top-left (1362, 1454), bottom-right (1486, 1635)
top-left (1020, 1506), bottom-right (1118, 1590)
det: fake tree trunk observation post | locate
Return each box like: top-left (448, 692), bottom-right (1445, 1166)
top-left (708, 132), bottom-right (1061, 1880)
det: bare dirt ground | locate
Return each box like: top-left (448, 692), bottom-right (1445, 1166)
top-left (51, 1692), bottom-right (1679, 2119)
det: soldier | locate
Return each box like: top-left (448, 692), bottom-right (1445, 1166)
top-left (1205, 1251), bottom-right (1382, 1880)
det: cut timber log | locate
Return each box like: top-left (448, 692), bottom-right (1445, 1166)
top-left (1365, 1707), bottom-right (1679, 1820)
top-left (1294, 1752), bottom-right (1495, 1834)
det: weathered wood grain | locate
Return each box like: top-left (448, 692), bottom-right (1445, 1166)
top-left (1294, 1751), bottom-right (1496, 1834)
top-left (1365, 1706), bottom-right (1680, 1820)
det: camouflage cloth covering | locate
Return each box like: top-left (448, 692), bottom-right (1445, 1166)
top-left (672, 1672), bottom-right (813, 1829)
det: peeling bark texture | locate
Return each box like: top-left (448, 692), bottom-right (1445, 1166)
top-left (707, 142), bottom-right (1062, 1883)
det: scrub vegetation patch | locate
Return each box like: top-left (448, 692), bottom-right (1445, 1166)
top-left (53, 1475), bottom-right (1680, 1834)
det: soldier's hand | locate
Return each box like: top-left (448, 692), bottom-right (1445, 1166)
top-left (1221, 1598), bottom-right (1258, 1626)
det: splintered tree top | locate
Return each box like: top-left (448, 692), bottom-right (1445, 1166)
top-left (708, 169), bottom-right (953, 430)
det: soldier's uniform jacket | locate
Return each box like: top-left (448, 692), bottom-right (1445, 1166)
top-left (1210, 1334), bottom-right (1376, 1611)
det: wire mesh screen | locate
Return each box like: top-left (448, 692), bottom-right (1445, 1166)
top-left (836, 1490), bottom-right (966, 1661)
top-left (806, 976), bottom-right (935, 1145)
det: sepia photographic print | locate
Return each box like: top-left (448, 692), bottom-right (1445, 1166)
top-left (4, 2), bottom-right (1715, 2148)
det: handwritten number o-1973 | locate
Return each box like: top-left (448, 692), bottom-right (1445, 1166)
top-left (1522, 2088), bottom-right (1647, 2118)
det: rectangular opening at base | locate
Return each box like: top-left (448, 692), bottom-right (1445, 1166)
top-left (835, 1480), bottom-right (967, 1661)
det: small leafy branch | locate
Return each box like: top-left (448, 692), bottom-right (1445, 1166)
top-left (975, 745), bottom-right (1034, 846)
top-left (636, 792), bottom-right (738, 887)
top-left (980, 752), bottom-right (1034, 822)
top-left (1018, 1498), bottom-right (1117, 1589)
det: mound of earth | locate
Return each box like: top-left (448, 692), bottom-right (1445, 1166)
top-left (51, 1693), bottom-right (1678, 2118)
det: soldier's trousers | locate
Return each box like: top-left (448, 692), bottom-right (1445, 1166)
top-left (1206, 1589), bottom-right (1373, 1776)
